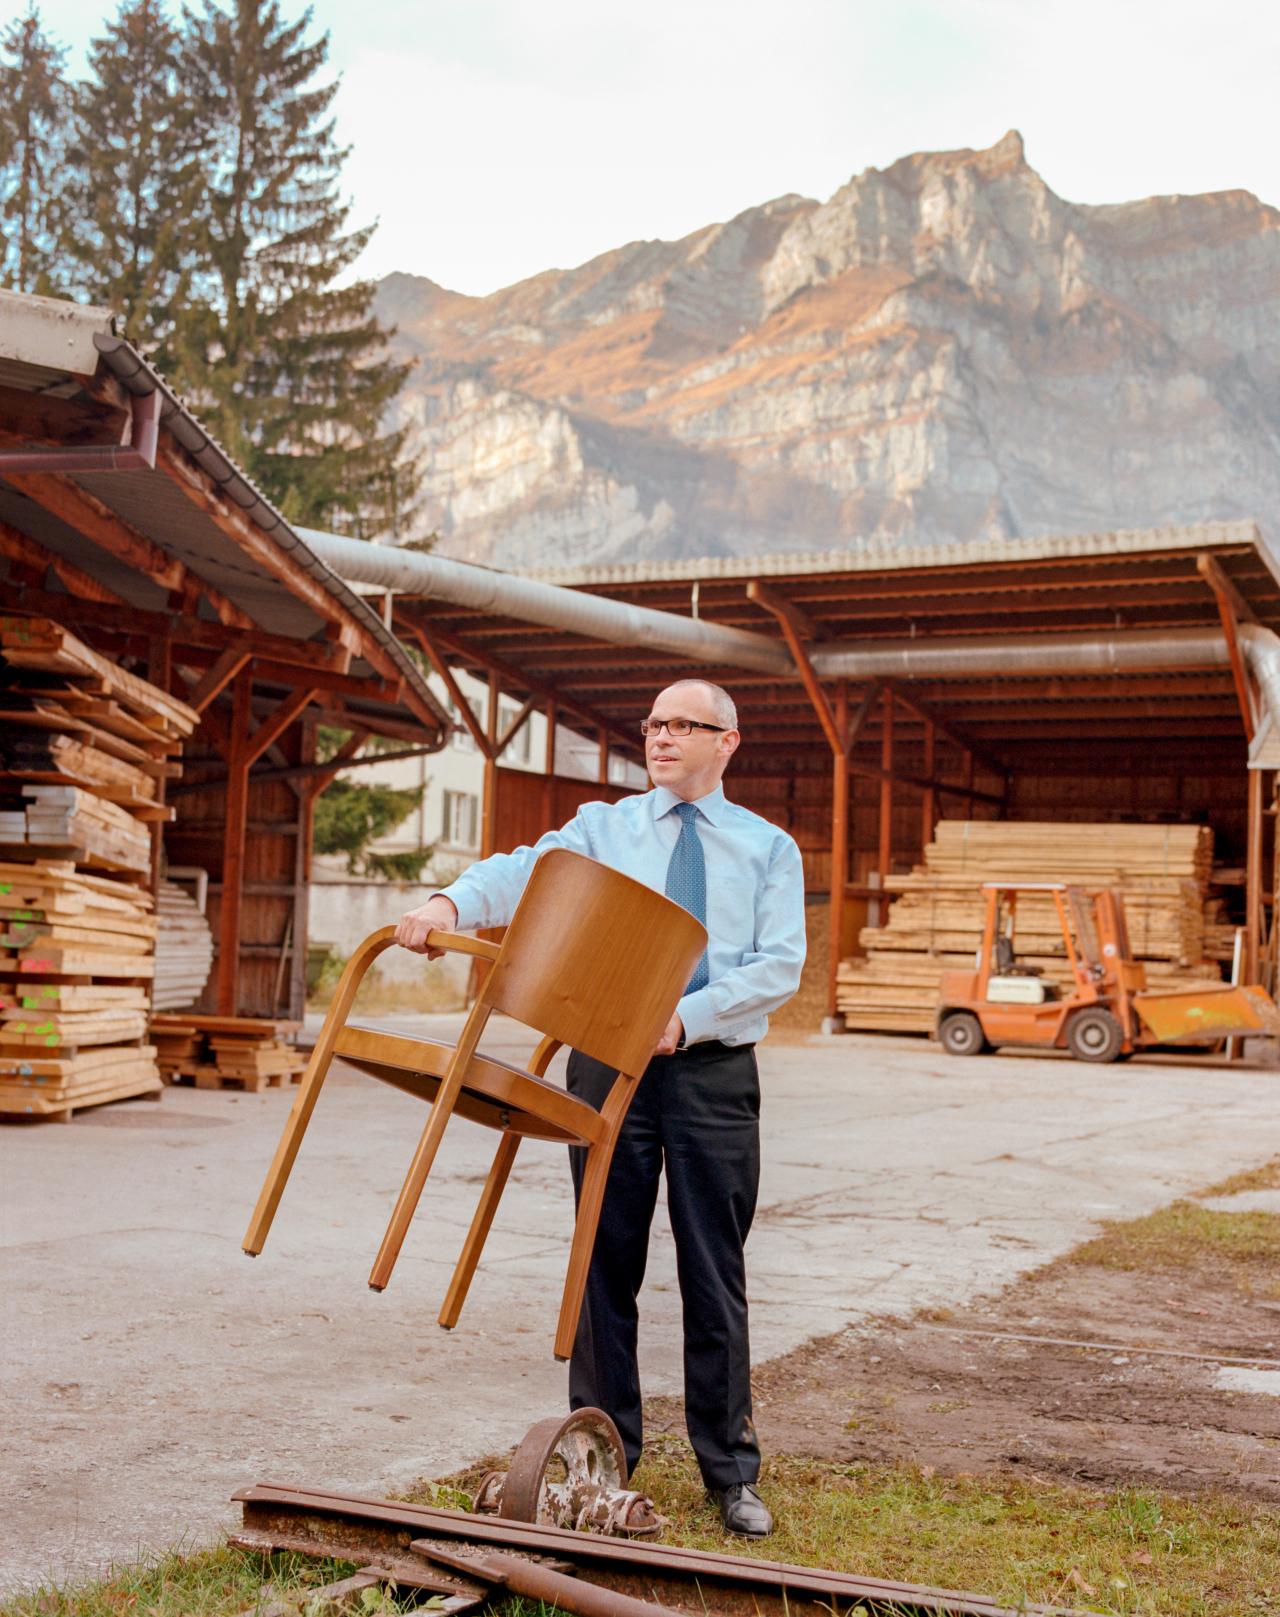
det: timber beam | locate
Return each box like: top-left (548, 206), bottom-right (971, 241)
top-left (0, 517), bottom-right (130, 605)
top-left (399, 610), bottom-right (640, 758)
top-left (0, 459), bottom-right (253, 629)
top-left (881, 681), bottom-right (1006, 781)
top-left (1198, 551), bottom-right (1257, 740)
top-left (0, 581), bottom-right (354, 674)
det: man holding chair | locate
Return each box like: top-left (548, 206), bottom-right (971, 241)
top-left (396, 679), bottom-right (805, 1537)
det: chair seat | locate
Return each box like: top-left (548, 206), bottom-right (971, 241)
top-left (334, 1025), bottom-right (606, 1147)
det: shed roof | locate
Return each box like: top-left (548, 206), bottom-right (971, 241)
top-left (0, 289), bottom-right (448, 741)
top-left (392, 521), bottom-right (1277, 775)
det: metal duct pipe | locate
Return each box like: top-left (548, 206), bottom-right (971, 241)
top-left (808, 626), bottom-right (1234, 681)
top-left (298, 529), bottom-right (794, 678)
top-left (1239, 623), bottom-right (1280, 734)
top-left (811, 620), bottom-right (1280, 746)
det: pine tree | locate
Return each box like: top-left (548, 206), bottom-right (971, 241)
top-left (0, 5), bottom-right (70, 294)
top-left (64, 0), bottom-right (196, 360)
top-left (173, 0), bottom-right (416, 534)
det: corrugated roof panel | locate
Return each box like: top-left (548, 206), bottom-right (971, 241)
top-left (522, 521), bottom-right (1266, 586)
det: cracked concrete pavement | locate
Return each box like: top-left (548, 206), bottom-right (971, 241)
top-left (3, 1020), bottom-right (1278, 1594)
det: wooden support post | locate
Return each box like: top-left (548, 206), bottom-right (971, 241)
top-left (921, 717), bottom-right (936, 853)
top-left (544, 699), bottom-right (557, 776)
top-left (597, 724), bottom-right (609, 786)
top-left (827, 683), bottom-right (849, 1025)
top-left (217, 668), bottom-right (252, 1015)
top-left (1247, 764), bottom-right (1264, 985)
top-left (878, 686), bottom-right (894, 894)
top-left (288, 727), bottom-right (316, 1020)
top-left (481, 672), bottom-right (500, 859)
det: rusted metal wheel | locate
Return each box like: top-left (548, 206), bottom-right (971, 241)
top-left (499, 1407), bottom-right (627, 1524)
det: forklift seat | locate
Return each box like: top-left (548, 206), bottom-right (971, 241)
top-left (241, 848), bottom-right (707, 1361)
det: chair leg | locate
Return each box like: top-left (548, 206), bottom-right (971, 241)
top-left (368, 1064), bottom-right (470, 1291)
top-left (242, 928), bottom-right (394, 1256)
top-left (552, 1136), bottom-right (618, 1362)
top-left (438, 1131), bottom-right (520, 1332)
top-left (242, 1025), bottom-right (339, 1255)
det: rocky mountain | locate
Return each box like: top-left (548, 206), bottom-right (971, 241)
top-left (377, 132), bottom-right (1280, 569)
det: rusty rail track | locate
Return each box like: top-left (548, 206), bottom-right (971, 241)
top-left (232, 1481), bottom-right (1087, 1617)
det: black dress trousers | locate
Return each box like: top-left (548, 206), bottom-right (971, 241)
top-left (565, 1039), bottom-right (761, 1488)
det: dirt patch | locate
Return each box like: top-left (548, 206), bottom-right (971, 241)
top-left (648, 1246), bottom-right (1280, 1502)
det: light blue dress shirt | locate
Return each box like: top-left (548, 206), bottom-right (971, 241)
top-left (439, 783), bottom-right (807, 1047)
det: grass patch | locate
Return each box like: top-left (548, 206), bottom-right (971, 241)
top-left (1195, 1156), bottom-right (1280, 1200)
top-left (307, 958), bottom-right (467, 1016)
top-left (0, 1548), bottom-right (562, 1617)
top-left (625, 1439), bottom-right (1280, 1616)
top-left (1064, 1199), bottom-right (1280, 1287)
top-left (0, 1547), bottom-right (401, 1616)
top-left (9, 1460), bottom-right (1280, 1617)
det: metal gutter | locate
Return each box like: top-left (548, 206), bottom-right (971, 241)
top-left (90, 334), bottom-right (448, 734)
top-left (298, 527), bottom-right (795, 677)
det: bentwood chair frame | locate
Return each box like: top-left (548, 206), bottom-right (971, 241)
top-left (243, 848), bottom-right (707, 1360)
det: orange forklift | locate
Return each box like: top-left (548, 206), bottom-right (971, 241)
top-left (935, 883), bottom-right (1279, 1063)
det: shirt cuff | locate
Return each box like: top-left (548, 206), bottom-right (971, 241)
top-left (676, 987), bottom-right (717, 1045)
top-left (436, 879), bottom-right (481, 933)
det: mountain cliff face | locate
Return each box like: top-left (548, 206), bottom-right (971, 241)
top-left (377, 132), bottom-right (1280, 568)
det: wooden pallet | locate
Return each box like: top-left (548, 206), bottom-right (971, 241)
top-left (152, 1013), bottom-right (305, 1092)
top-left (164, 1063), bottom-right (302, 1093)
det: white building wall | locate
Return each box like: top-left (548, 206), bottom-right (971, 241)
top-left (309, 668), bottom-right (645, 987)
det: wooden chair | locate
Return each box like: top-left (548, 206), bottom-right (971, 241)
top-left (242, 848), bottom-right (707, 1360)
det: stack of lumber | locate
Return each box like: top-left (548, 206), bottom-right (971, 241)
top-left (153, 881), bottom-right (214, 1011)
top-left (837, 820), bottom-right (1224, 1034)
top-left (0, 861), bottom-right (160, 1119)
top-left (0, 617), bottom-right (196, 1121)
top-left (151, 1013), bottom-right (305, 1092)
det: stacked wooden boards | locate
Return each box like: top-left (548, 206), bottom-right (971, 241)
top-left (0, 862), bottom-right (160, 1118)
top-left (153, 881), bottom-right (214, 1011)
top-left (0, 616), bottom-right (197, 1121)
top-left (151, 1013), bottom-right (305, 1091)
top-left (837, 820), bottom-right (1225, 1034)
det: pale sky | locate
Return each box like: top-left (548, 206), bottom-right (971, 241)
top-left (38, 0), bottom-right (1280, 295)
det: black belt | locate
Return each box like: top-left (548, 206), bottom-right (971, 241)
top-left (670, 1039), bottom-right (754, 1062)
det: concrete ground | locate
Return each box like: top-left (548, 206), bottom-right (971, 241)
top-left (3, 1020), bottom-right (1278, 1596)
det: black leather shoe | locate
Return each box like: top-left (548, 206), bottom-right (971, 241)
top-left (716, 1481), bottom-right (773, 1537)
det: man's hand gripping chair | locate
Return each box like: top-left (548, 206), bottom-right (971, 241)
top-left (242, 849), bottom-right (708, 1360)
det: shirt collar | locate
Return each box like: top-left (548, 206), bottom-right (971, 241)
top-left (651, 783), bottom-right (728, 826)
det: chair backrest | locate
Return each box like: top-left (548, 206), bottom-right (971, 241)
top-left (482, 848), bottom-right (707, 1077)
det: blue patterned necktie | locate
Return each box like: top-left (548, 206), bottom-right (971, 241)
top-left (665, 801), bottom-right (709, 993)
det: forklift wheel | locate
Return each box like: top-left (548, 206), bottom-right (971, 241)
top-left (939, 1011), bottom-right (988, 1056)
top-left (1066, 1007), bottom-right (1125, 1063)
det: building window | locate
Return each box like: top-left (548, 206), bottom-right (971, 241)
top-left (499, 699), bottom-right (532, 764)
top-left (442, 789), bottom-right (479, 849)
top-left (447, 695), bottom-right (480, 751)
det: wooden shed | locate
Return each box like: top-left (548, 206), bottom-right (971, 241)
top-left (343, 522), bottom-right (1280, 1025)
top-left (0, 290), bottom-right (450, 1021)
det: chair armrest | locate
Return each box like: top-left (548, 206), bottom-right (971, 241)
top-left (528, 1034), bottom-right (563, 1077)
top-left (425, 930), bottom-right (501, 962)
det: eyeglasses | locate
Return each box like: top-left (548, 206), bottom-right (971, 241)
top-left (639, 718), bottom-right (728, 737)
